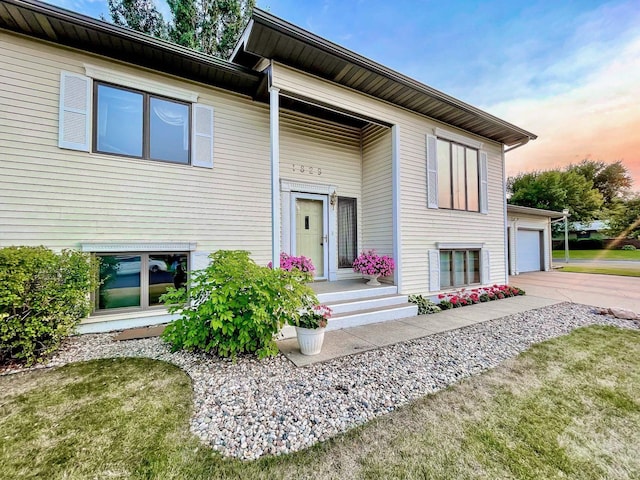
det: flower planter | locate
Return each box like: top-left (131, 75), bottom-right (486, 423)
top-left (365, 274), bottom-right (381, 286)
top-left (295, 326), bottom-right (326, 355)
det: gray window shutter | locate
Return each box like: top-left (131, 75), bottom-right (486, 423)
top-left (479, 151), bottom-right (489, 214)
top-left (481, 249), bottom-right (491, 284)
top-left (58, 71), bottom-right (91, 151)
top-left (426, 134), bottom-right (438, 209)
top-left (428, 249), bottom-right (440, 291)
top-left (192, 103), bottom-right (214, 168)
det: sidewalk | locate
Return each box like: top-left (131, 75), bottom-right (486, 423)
top-left (278, 295), bottom-right (562, 366)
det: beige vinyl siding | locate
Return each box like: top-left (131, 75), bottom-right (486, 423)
top-left (272, 62), bottom-right (507, 294)
top-left (0, 32), bottom-right (273, 264)
top-left (362, 124), bottom-right (393, 256)
top-left (278, 110), bottom-right (363, 278)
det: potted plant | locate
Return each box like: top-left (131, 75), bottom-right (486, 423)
top-left (292, 303), bottom-right (332, 355)
top-left (352, 249), bottom-right (395, 285)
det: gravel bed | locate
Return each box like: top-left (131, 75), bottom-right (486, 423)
top-left (3, 303), bottom-right (639, 460)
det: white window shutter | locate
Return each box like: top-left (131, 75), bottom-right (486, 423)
top-left (480, 151), bottom-right (489, 214)
top-left (192, 103), bottom-right (214, 168)
top-left (428, 249), bottom-right (440, 291)
top-left (58, 71), bottom-right (91, 151)
top-left (426, 134), bottom-right (438, 209)
top-left (481, 249), bottom-right (491, 284)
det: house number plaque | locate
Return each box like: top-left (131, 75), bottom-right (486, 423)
top-left (292, 164), bottom-right (322, 176)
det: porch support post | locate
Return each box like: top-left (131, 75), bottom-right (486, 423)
top-left (270, 86), bottom-right (281, 268)
top-left (391, 124), bottom-right (402, 291)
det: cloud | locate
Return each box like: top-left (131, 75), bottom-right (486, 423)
top-left (490, 33), bottom-right (640, 189)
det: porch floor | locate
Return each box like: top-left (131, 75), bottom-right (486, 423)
top-left (309, 278), bottom-right (392, 294)
top-left (277, 294), bottom-right (562, 367)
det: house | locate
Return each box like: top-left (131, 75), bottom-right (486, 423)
top-left (506, 205), bottom-right (566, 274)
top-left (0, 0), bottom-right (537, 334)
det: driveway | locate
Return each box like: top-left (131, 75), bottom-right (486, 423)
top-left (510, 271), bottom-right (640, 313)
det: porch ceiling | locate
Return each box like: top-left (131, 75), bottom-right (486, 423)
top-left (233, 9), bottom-right (537, 147)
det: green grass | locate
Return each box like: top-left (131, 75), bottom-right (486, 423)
top-left (559, 265), bottom-right (640, 277)
top-left (1, 327), bottom-right (640, 479)
top-left (552, 249), bottom-right (640, 260)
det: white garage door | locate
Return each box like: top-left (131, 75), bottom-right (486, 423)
top-left (517, 229), bottom-right (542, 272)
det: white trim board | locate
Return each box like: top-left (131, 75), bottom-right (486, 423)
top-left (433, 127), bottom-right (483, 149)
top-left (81, 242), bottom-right (197, 252)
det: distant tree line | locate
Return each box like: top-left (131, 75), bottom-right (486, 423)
top-left (508, 159), bottom-right (639, 239)
top-left (106, 0), bottom-right (255, 59)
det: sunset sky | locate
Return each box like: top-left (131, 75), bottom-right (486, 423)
top-left (47, 0), bottom-right (640, 190)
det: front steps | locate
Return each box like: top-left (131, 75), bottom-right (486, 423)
top-left (279, 284), bottom-right (418, 339)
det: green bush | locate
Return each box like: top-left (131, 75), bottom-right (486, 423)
top-left (621, 244), bottom-right (637, 251)
top-left (408, 294), bottom-right (441, 314)
top-left (0, 246), bottom-right (98, 365)
top-left (161, 250), bottom-right (316, 359)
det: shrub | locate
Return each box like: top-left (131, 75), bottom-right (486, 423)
top-left (621, 244), bottom-right (637, 251)
top-left (352, 250), bottom-right (395, 277)
top-left (161, 250), bottom-right (317, 359)
top-left (0, 246), bottom-right (98, 365)
top-left (408, 294), bottom-right (441, 314)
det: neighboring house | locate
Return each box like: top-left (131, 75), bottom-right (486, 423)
top-left (507, 205), bottom-right (565, 274)
top-left (557, 220), bottom-right (610, 241)
top-left (0, 0), bottom-right (537, 333)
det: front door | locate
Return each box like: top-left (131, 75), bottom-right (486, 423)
top-left (293, 194), bottom-right (328, 278)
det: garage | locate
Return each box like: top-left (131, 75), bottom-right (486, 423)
top-left (516, 229), bottom-right (542, 272)
top-left (507, 205), bottom-right (566, 275)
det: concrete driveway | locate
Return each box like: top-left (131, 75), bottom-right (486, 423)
top-left (510, 271), bottom-right (640, 313)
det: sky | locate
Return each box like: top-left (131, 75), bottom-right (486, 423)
top-left (47, 0), bottom-right (640, 190)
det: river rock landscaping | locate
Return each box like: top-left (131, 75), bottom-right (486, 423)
top-left (2, 303), bottom-right (638, 460)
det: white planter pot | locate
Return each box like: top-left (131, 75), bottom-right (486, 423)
top-left (295, 326), bottom-right (326, 356)
top-left (365, 274), bottom-right (381, 286)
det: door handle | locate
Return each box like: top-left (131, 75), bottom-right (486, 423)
top-left (321, 234), bottom-right (328, 246)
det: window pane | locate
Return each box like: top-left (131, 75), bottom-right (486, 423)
top-left (467, 250), bottom-right (480, 284)
top-left (98, 255), bottom-right (141, 309)
top-left (453, 251), bottom-right (466, 286)
top-left (437, 139), bottom-right (452, 208)
top-left (338, 197), bottom-right (357, 268)
top-left (149, 254), bottom-right (188, 306)
top-left (96, 85), bottom-right (143, 157)
top-left (150, 97), bottom-right (190, 164)
top-left (452, 144), bottom-right (466, 210)
top-left (466, 149), bottom-right (479, 211)
top-left (440, 251), bottom-right (452, 288)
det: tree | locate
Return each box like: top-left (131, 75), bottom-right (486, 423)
top-left (608, 195), bottom-right (640, 239)
top-left (107, 0), bottom-right (168, 38)
top-left (108, 0), bottom-right (255, 58)
top-left (508, 170), bottom-right (603, 223)
top-left (567, 159), bottom-right (633, 206)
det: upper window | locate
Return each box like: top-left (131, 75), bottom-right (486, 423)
top-left (94, 83), bottom-right (190, 164)
top-left (436, 139), bottom-right (480, 211)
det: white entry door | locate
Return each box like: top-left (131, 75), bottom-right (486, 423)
top-left (292, 193), bottom-right (328, 279)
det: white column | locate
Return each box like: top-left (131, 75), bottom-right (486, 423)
top-left (391, 125), bottom-right (402, 291)
top-left (270, 87), bottom-right (281, 268)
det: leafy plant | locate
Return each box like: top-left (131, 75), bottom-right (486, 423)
top-left (621, 244), bottom-right (637, 251)
top-left (352, 250), bottom-right (395, 277)
top-left (161, 250), bottom-right (316, 359)
top-left (0, 246), bottom-right (98, 365)
top-left (408, 294), bottom-right (441, 314)
top-left (294, 304), bottom-right (332, 329)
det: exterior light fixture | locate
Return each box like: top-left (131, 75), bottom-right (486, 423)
top-left (330, 190), bottom-right (338, 207)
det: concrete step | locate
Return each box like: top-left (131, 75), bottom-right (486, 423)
top-left (279, 302), bottom-right (418, 339)
top-left (327, 294), bottom-right (410, 315)
top-left (316, 285), bottom-right (397, 303)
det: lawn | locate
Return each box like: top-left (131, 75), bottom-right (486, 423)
top-left (552, 249), bottom-right (640, 261)
top-left (559, 265), bottom-right (640, 277)
top-left (1, 326), bottom-right (639, 479)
